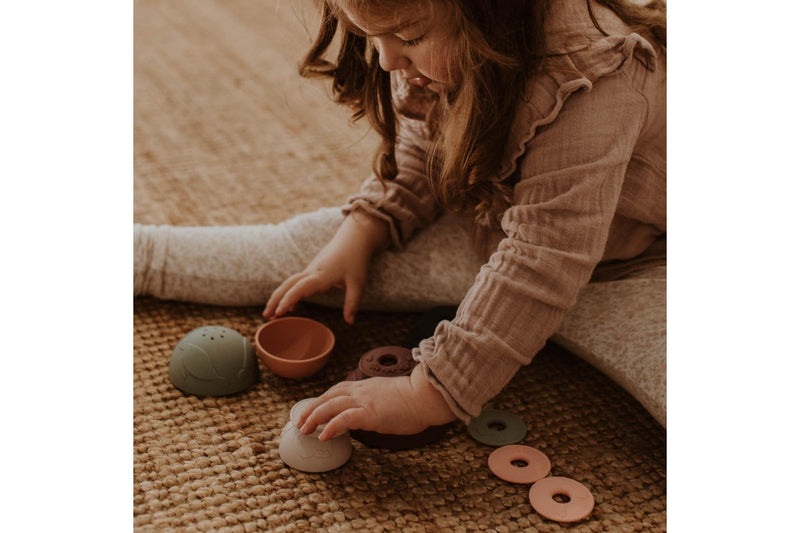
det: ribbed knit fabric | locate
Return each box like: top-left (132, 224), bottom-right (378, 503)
top-left (135, 208), bottom-right (484, 311)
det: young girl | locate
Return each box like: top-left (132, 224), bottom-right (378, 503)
top-left (135, 0), bottom-right (667, 438)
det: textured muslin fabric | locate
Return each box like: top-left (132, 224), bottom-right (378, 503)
top-left (344, 0), bottom-right (665, 424)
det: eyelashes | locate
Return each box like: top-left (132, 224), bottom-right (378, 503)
top-left (401, 36), bottom-right (424, 47)
top-left (338, 17), bottom-right (424, 48)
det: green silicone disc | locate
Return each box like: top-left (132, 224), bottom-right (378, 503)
top-left (467, 409), bottom-right (527, 446)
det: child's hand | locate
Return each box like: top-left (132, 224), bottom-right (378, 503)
top-left (297, 365), bottom-right (457, 440)
top-left (263, 210), bottom-right (390, 324)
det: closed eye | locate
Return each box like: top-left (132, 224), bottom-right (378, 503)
top-left (401, 35), bottom-right (424, 47)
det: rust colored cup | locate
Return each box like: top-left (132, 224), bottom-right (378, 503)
top-left (254, 317), bottom-right (335, 379)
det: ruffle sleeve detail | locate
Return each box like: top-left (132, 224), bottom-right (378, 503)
top-left (497, 33), bottom-right (657, 183)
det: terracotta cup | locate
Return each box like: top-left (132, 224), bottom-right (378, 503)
top-left (254, 317), bottom-right (335, 379)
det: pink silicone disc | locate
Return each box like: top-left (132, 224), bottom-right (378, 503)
top-left (488, 445), bottom-right (551, 484)
top-left (529, 476), bottom-right (595, 523)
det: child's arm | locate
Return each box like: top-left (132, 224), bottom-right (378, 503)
top-left (343, 73), bottom-right (441, 250)
top-left (295, 363), bottom-right (457, 441)
top-left (412, 48), bottom-right (662, 422)
top-left (263, 208), bottom-right (390, 324)
top-left (300, 43), bottom-right (661, 434)
top-left (266, 74), bottom-right (439, 323)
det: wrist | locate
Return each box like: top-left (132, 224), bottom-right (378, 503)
top-left (410, 364), bottom-right (457, 426)
top-left (346, 208), bottom-right (391, 251)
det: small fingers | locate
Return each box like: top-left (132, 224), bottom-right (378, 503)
top-left (263, 273), bottom-right (306, 319)
top-left (265, 274), bottom-right (331, 319)
top-left (342, 275), bottom-right (365, 325)
top-left (298, 381), bottom-right (379, 440)
top-left (299, 393), bottom-right (356, 435)
top-left (319, 408), bottom-right (369, 441)
top-left (275, 276), bottom-right (329, 316)
top-left (295, 394), bottom-right (328, 428)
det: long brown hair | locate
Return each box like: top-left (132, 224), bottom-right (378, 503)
top-left (300, 0), bottom-right (666, 219)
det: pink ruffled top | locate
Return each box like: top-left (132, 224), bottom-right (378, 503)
top-left (343, 0), bottom-right (666, 421)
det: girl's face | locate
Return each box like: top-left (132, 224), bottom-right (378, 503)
top-left (332, 1), bottom-right (461, 93)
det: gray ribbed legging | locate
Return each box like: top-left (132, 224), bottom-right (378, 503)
top-left (135, 207), bottom-right (483, 310)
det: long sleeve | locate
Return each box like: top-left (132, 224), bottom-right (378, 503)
top-left (416, 54), bottom-right (654, 421)
top-left (343, 75), bottom-right (441, 249)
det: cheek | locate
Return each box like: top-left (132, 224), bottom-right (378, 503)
top-left (426, 49), bottom-right (461, 84)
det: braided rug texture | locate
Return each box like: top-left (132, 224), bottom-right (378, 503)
top-left (134, 1), bottom-right (666, 531)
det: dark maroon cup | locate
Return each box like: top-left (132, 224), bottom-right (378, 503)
top-left (345, 345), bottom-right (450, 450)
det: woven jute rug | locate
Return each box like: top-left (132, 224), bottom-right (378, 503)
top-left (134, 1), bottom-right (666, 531)
top-left (134, 300), bottom-right (665, 532)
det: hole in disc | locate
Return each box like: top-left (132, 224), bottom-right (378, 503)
top-left (378, 355), bottom-right (398, 367)
top-left (553, 493), bottom-right (571, 504)
top-left (488, 421), bottom-right (506, 432)
top-left (511, 459), bottom-right (528, 468)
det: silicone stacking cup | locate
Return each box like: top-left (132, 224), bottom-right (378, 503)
top-left (169, 325), bottom-right (259, 396)
top-left (345, 346), bottom-right (449, 450)
top-left (255, 317), bottom-right (335, 379)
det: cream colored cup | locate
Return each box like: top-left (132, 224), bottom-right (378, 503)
top-left (278, 398), bottom-right (352, 473)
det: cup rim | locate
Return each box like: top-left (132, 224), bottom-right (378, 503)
top-left (254, 317), bottom-right (335, 365)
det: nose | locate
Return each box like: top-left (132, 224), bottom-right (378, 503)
top-left (371, 36), bottom-right (410, 72)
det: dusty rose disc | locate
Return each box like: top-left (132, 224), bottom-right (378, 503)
top-left (529, 476), bottom-right (594, 523)
top-left (488, 445), bottom-right (551, 484)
